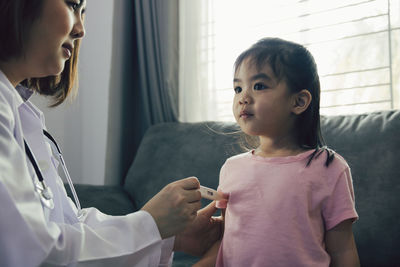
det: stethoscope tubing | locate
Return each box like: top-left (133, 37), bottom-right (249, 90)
top-left (43, 130), bottom-right (81, 212)
top-left (24, 130), bottom-right (82, 216)
top-left (24, 140), bottom-right (45, 183)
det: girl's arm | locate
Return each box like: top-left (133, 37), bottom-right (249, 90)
top-left (325, 219), bottom-right (360, 267)
top-left (193, 240), bottom-right (221, 267)
top-left (193, 208), bottom-right (225, 267)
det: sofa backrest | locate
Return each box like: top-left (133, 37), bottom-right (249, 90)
top-left (320, 110), bottom-right (400, 266)
top-left (124, 121), bottom-right (240, 206)
top-left (124, 110), bottom-right (400, 266)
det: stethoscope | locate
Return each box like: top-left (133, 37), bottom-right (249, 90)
top-left (24, 130), bottom-right (82, 217)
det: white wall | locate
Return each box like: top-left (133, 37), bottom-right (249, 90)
top-left (31, 0), bottom-right (114, 185)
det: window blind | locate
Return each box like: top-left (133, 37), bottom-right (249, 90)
top-left (199, 0), bottom-right (399, 121)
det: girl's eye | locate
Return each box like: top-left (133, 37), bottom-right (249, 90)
top-left (254, 83), bottom-right (267, 90)
top-left (234, 86), bottom-right (242, 94)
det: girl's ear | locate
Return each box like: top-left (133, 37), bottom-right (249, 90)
top-left (291, 89), bottom-right (312, 115)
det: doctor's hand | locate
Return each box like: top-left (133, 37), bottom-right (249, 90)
top-left (141, 177), bottom-right (202, 239)
top-left (173, 201), bottom-right (224, 257)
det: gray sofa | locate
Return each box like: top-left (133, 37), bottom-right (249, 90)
top-left (68, 110), bottom-right (400, 267)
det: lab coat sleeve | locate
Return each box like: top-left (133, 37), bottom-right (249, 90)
top-left (159, 237), bottom-right (175, 266)
top-left (0, 87), bottom-right (174, 266)
top-left (41, 209), bottom-right (173, 266)
top-left (58, 207), bottom-right (176, 266)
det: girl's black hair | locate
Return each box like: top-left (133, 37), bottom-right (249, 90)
top-left (234, 37), bottom-right (334, 167)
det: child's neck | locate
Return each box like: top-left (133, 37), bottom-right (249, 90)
top-left (255, 136), bottom-right (306, 158)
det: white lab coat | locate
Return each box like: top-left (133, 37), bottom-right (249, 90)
top-left (0, 70), bottom-right (174, 267)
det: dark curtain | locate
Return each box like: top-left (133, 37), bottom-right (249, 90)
top-left (105, 0), bottom-right (179, 185)
top-left (135, 0), bottom-right (179, 123)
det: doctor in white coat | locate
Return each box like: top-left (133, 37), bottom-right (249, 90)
top-left (0, 0), bottom-right (222, 266)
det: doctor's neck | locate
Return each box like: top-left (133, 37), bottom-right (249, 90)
top-left (0, 61), bottom-right (30, 88)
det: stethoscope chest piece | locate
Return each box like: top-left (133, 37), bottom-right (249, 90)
top-left (35, 180), bottom-right (55, 210)
top-left (25, 130), bottom-right (81, 215)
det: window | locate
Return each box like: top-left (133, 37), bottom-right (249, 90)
top-left (179, 0), bottom-right (400, 122)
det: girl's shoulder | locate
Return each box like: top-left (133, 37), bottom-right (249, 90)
top-left (331, 151), bottom-right (349, 167)
top-left (223, 151), bottom-right (253, 168)
top-left (302, 149), bottom-right (352, 191)
top-left (308, 147), bottom-right (350, 174)
top-left (225, 151), bottom-right (251, 162)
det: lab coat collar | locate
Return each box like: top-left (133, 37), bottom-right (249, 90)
top-left (16, 85), bottom-right (34, 102)
top-left (0, 69), bottom-right (34, 107)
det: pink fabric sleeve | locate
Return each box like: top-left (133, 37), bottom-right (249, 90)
top-left (322, 167), bottom-right (359, 230)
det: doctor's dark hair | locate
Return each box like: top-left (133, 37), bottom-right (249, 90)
top-left (234, 37), bottom-right (334, 166)
top-left (0, 0), bottom-right (81, 106)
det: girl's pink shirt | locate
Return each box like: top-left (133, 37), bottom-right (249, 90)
top-left (216, 149), bottom-right (358, 266)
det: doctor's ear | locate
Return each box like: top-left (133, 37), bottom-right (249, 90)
top-left (291, 89), bottom-right (312, 115)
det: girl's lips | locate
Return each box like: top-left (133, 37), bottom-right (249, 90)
top-left (239, 111), bottom-right (253, 118)
top-left (240, 114), bottom-right (253, 119)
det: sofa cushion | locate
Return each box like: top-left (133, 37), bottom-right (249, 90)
top-left (124, 110), bottom-right (400, 266)
top-left (66, 184), bottom-right (137, 215)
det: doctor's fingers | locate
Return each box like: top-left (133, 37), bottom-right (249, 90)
top-left (173, 176), bottom-right (200, 190)
top-left (184, 201), bottom-right (202, 220)
top-left (182, 188), bottom-right (202, 203)
top-left (164, 178), bottom-right (201, 203)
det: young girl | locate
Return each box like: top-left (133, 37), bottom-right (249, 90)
top-left (0, 0), bottom-right (220, 266)
top-left (197, 38), bottom-right (360, 267)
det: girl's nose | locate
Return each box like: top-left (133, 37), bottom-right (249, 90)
top-left (239, 90), bottom-right (251, 105)
top-left (239, 98), bottom-right (248, 105)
